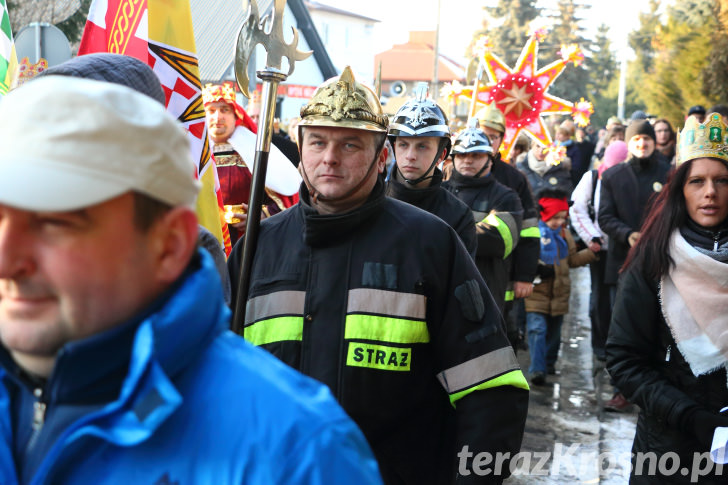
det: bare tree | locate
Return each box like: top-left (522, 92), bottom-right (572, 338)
top-left (8, 0), bottom-right (80, 31)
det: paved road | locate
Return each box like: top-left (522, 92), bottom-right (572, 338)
top-left (505, 266), bottom-right (639, 484)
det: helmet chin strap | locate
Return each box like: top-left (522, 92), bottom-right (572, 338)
top-left (301, 135), bottom-right (387, 204)
top-left (399, 138), bottom-right (448, 186)
top-left (473, 155), bottom-right (493, 178)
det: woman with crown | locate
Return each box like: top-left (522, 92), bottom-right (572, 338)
top-left (606, 113), bottom-right (728, 483)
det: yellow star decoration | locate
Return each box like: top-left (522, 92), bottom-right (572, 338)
top-left (500, 83), bottom-right (533, 118)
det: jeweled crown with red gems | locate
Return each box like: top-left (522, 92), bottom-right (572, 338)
top-left (676, 113), bottom-right (728, 167)
top-left (202, 82), bottom-right (237, 106)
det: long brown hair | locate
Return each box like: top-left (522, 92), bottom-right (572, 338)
top-left (653, 118), bottom-right (676, 144)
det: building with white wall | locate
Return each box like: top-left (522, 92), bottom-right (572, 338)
top-left (305, 1), bottom-right (379, 84)
top-left (192, 0), bottom-right (337, 124)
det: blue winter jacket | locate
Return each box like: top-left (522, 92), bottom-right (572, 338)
top-left (0, 249), bottom-right (382, 484)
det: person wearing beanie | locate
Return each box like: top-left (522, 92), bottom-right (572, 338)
top-left (624, 119), bottom-right (669, 163)
top-left (570, 139), bottom-right (628, 403)
top-left (524, 189), bottom-right (596, 385)
top-left (624, 119), bottom-right (656, 149)
top-left (0, 75), bottom-right (382, 483)
top-left (597, 118), bottom-right (671, 410)
top-left (599, 140), bottom-right (628, 177)
top-left (34, 53), bottom-right (233, 306)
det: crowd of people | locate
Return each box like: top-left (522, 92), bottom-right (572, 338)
top-left (0, 50), bottom-right (725, 484)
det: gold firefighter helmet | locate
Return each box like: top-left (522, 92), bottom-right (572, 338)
top-left (299, 66), bottom-right (388, 133)
top-left (476, 101), bottom-right (506, 134)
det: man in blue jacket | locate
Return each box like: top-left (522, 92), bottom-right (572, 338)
top-left (0, 75), bottom-right (381, 484)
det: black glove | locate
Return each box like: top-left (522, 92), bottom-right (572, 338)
top-left (686, 409), bottom-right (728, 448)
top-left (536, 263), bottom-right (555, 280)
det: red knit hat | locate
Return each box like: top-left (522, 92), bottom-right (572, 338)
top-left (539, 197), bottom-right (569, 222)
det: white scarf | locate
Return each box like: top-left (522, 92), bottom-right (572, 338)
top-left (660, 230), bottom-right (728, 378)
top-left (527, 150), bottom-right (550, 177)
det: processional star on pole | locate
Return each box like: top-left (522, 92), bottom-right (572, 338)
top-left (232, 0), bottom-right (312, 335)
top-left (442, 29), bottom-right (594, 161)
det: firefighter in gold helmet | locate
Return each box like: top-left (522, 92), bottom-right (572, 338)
top-left (477, 102), bottom-right (541, 350)
top-left (229, 67), bottom-right (528, 484)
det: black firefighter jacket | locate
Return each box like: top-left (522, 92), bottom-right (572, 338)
top-left (443, 170), bottom-right (523, 316)
top-left (228, 179), bottom-right (529, 485)
top-left (491, 154), bottom-right (540, 288)
top-left (386, 168), bottom-right (477, 259)
top-left (598, 155), bottom-right (671, 284)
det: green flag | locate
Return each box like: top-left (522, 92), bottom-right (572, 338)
top-left (0, 0), bottom-right (17, 96)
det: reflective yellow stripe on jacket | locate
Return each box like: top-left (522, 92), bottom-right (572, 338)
top-left (482, 211), bottom-right (520, 259)
top-left (504, 281), bottom-right (514, 303)
top-left (243, 290), bottom-right (305, 345)
top-left (520, 217), bottom-right (540, 239)
top-left (345, 288), bottom-right (428, 371)
top-left (437, 346), bottom-right (529, 406)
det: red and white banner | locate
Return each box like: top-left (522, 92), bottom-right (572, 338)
top-left (79, 0), bottom-right (232, 254)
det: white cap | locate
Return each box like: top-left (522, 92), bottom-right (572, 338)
top-left (0, 76), bottom-right (201, 212)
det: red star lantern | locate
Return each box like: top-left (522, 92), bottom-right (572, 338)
top-left (459, 32), bottom-right (592, 160)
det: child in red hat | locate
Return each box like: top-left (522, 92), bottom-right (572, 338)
top-left (525, 189), bottom-right (597, 385)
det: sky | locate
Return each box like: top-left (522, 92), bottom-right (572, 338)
top-left (317, 0), bottom-right (664, 65)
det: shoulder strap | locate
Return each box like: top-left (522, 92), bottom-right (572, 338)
top-left (588, 169), bottom-right (598, 221)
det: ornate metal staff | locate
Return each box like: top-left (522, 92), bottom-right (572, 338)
top-left (232, 0), bottom-right (311, 334)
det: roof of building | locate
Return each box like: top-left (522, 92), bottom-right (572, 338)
top-left (375, 31), bottom-right (465, 82)
top-left (191, 0), bottom-right (253, 82)
top-left (192, 0), bottom-right (336, 83)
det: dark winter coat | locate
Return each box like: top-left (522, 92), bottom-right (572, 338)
top-left (524, 228), bottom-right (596, 316)
top-left (386, 168), bottom-right (477, 258)
top-left (597, 154), bottom-right (671, 284)
top-left (606, 248), bottom-right (728, 484)
top-left (491, 154), bottom-right (539, 284)
top-left (443, 170), bottom-right (523, 314)
top-left (229, 178), bottom-right (529, 485)
top-left (515, 152), bottom-right (574, 196)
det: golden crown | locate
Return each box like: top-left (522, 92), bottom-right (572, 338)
top-left (676, 113), bottom-right (728, 166)
top-left (202, 82), bottom-right (237, 106)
